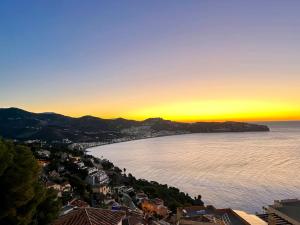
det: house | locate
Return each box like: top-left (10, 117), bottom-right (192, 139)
top-left (234, 210), bottom-right (267, 225)
top-left (57, 165), bottom-right (65, 173)
top-left (87, 167), bottom-right (98, 175)
top-left (37, 159), bottom-right (50, 167)
top-left (176, 205), bottom-right (262, 225)
top-left (61, 181), bottom-right (72, 192)
top-left (53, 208), bottom-right (126, 225)
top-left (118, 206), bottom-right (148, 225)
top-left (141, 198), bottom-right (169, 218)
top-left (119, 193), bottom-right (141, 212)
top-left (62, 138), bottom-right (72, 144)
top-left (92, 184), bottom-right (111, 196)
top-left (258, 199), bottom-right (300, 225)
top-left (46, 181), bottom-right (61, 191)
top-left (86, 170), bottom-right (109, 186)
top-left (68, 198), bottom-right (90, 208)
top-left (114, 186), bottom-right (135, 195)
top-left (76, 161), bottom-right (86, 169)
top-left (153, 198), bottom-right (164, 206)
top-left (86, 170), bottom-right (110, 195)
top-left (36, 149), bottom-right (50, 158)
top-left (46, 181), bottom-right (63, 197)
top-left (135, 192), bottom-right (148, 205)
top-left (69, 156), bottom-right (81, 163)
top-left (46, 181), bottom-right (71, 197)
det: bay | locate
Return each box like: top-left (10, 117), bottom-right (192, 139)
top-left (88, 121), bottom-right (300, 213)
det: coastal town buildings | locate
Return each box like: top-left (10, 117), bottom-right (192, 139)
top-left (46, 181), bottom-right (72, 197)
top-left (141, 198), bottom-right (169, 218)
top-left (136, 192), bottom-right (149, 205)
top-left (16, 141), bottom-right (300, 225)
top-left (37, 159), bottom-right (50, 167)
top-left (53, 208), bottom-right (126, 225)
top-left (86, 170), bottom-right (109, 186)
top-left (86, 169), bottom-right (111, 195)
top-left (69, 198), bottom-right (90, 208)
top-left (176, 205), bottom-right (266, 225)
top-left (258, 199), bottom-right (300, 225)
top-left (46, 181), bottom-right (62, 192)
top-left (76, 161), bottom-right (87, 169)
top-left (114, 186), bottom-right (135, 195)
top-left (233, 211), bottom-right (267, 225)
top-left (36, 149), bottom-right (51, 158)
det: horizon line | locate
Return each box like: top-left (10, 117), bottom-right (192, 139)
top-left (1, 106), bottom-right (300, 124)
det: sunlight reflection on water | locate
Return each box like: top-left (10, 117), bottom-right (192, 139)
top-left (88, 122), bottom-right (300, 213)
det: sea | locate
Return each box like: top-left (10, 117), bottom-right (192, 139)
top-left (88, 121), bottom-right (300, 213)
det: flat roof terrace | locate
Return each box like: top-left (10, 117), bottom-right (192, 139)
top-left (267, 199), bottom-right (300, 225)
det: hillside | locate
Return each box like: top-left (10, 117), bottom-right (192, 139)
top-left (0, 107), bottom-right (269, 143)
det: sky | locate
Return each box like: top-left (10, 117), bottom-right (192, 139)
top-left (1, 0), bottom-right (300, 122)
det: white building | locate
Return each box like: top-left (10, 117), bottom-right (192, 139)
top-left (86, 170), bottom-right (109, 186)
top-left (86, 170), bottom-right (110, 195)
top-left (87, 167), bottom-right (98, 175)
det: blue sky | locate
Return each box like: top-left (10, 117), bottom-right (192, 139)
top-left (1, 1), bottom-right (300, 121)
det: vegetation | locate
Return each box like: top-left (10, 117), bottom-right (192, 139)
top-left (0, 139), bottom-right (60, 225)
top-left (0, 138), bottom-right (203, 223)
top-left (133, 179), bottom-right (197, 212)
top-left (105, 159), bottom-right (203, 213)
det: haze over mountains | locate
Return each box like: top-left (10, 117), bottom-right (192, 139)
top-left (0, 108), bottom-right (269, 143)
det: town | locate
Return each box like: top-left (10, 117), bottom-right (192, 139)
top-left (25, 140), bottom-right (300, 225)
top-left (2, 0), bottom-right (300, 224)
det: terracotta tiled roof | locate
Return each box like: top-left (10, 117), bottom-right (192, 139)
top-left (53, 208), bottom-right (126, 225)
top-left (69, 199), bottom-right (90, 208)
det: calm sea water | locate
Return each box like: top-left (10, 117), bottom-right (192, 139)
top-left (88, 122), bottom-right (300, 213)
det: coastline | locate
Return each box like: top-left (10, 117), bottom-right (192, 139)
top-left (72, 129), bottom-right (270, 152)
top-left (84, 125), bottom-right (300, 214)
top-left (84, 132), bottom-right (191, 151)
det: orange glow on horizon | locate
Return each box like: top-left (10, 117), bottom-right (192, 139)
top-left (122, 100), bottom-right (300, 122)
top-left (17, 99), bottom-right (300, 123)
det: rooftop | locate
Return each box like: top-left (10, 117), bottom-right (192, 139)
top-left (268, 199), bottom-right (300, 224)
top-left (53, 208), bottom-right (126, 225)
top-left (177, 206), bottom-right (250, 225)
top-left (234, 210), bottom-right (267, 225)
top-left (69, 199), bottom-right (90, 208)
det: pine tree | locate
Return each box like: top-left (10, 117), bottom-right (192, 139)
top-left (0, 139), bottom-right (60, 225)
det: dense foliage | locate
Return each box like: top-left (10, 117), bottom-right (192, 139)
top-left (0, 139), bottom-right (60, 225)
top-left (132, 178), bottom-right (198, 212)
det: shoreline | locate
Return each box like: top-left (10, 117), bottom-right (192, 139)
top-left (84, 126), bottom-right (299, 214)
top-left (72, 129), bottom-right (271, 152)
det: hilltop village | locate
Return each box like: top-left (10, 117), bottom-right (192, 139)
top-left (22, 140), bottom-right (300, 225)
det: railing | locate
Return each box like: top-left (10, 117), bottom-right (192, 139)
top-left (222, 213), bottom-right (232, 225)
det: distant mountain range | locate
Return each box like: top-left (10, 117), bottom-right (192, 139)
top-left (0, 107), bottom-right (269, 143)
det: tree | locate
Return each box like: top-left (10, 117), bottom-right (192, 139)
top-left (126, 173), bottom-right (136, 186)
top-left (101, 159), bottom-right (114, 170)
top-left (0, 139), bottom-right (60, 225)
top-left (67, 174), bottom-right (88, 197)
top-left (32, 189), bottom-right (61, 225)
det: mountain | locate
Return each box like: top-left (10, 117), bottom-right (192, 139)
top-left (0, 107), bottom-right (269, 143)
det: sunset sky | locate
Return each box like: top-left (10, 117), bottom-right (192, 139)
top-left (1, 1), bottom-right (300, 122)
